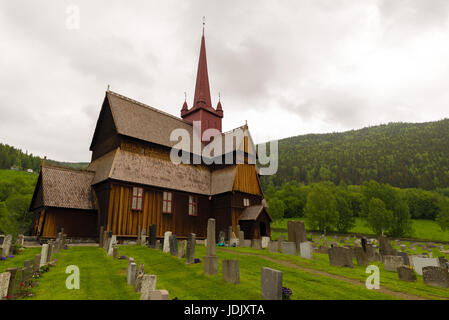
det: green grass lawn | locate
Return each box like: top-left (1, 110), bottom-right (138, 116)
top-left (272, 217), bottom-right (449, 242)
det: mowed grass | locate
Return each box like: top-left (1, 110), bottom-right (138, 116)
top-left (272, 218), bottom-right (449, 242)
top-left (1, 245), bottom-right (401, 300)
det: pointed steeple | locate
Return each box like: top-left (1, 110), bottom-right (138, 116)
top-left (192, 30), bottom-right (213, 111)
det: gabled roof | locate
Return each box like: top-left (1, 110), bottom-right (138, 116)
top-left (239, 204), bottom-right (272, 222)
top-left (30, 166), bottom-right (97, 211)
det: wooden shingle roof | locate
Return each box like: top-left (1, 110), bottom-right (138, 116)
top-left (30, 166), bottom-right (97, 211)
top-left (239, 204), bottom-right (272, 222)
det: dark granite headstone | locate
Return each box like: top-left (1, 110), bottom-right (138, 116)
top-left (397, 266), bottom-right (417, 282)
top-left (328, 247), bottom-right (354, 268)
top-left (361, 237), bottom-right (367, 253)
top-left (148, 224), bottom-right (157, 248)
top-left (353, 247), bottom-right (369, 265)
top-left (379, 236), bottom-right (396, 256)
top-left (422, 266), bottom-right (449, 288)
top-left (169, 235), bottom-right (178, 256)
top-left (397, 251), bottom-right (410, 266)
top-left (186, 233), bottom-right (196, 264)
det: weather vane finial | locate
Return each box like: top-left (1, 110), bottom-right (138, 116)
top-left (202, 16), bottom-right (205, 35)
top-left (184, 91), bottom-right (187, 102)
top-left (218, 92), bottom-right (221, 102)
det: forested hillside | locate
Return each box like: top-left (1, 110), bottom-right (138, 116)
top-left (261, 119), bottom-right (449, 190)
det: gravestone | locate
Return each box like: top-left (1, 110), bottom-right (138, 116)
top-left (261, 267), bottom-right (283, 300)
top-left (1, 235), bottom-right (12, 258)
top-left (140, 274), bottom-right (157, 300)
top-left (268, 241), bottom-right (279, 253)
top-left (169, 235), bottom-right (178, 256)
top-left (137, 226), bottom-right (141, 243)
top-left (5, 267), bottom-right (18, 299)
top-left (277, 235), bottom-right (285, 252)
top-left (241, 239), bottom-right (251, 247)
top-left (410, 256), bottom-right (440, 276)
top-left (328, 247), bottom-right (353, 268)
top-left (294, 221), bottom-right (306, 252)
top-left (107, 235), bottom-right (117, 256)
top-left (281, 242), bottom-right (297, 255)
top-left (99, 226), bottom-right (104, 248)
top-left (251, 239), bottom-right (262, 250)
top-left (141, 229), bottom-right (147, 246)
top-left (163, 231), bottom-right (172, 253)
top-left (238, 231), bottom-right (245, 247)
top-left (353, 247), bottom-right (369, 265)
top-left (186, 233), bottom-right (196, 264)
top-left (422, 266), bottom-right (449, 288)
top-left (383, 255), bottom-right (404, 271)
top-left (155, 239), bottom-right (161, 250)
top-left (16, 234), bottom-right (24, 246)
top-left (379, 236), bottom-right (396, 256)
top-left (0, 272), bottom-right (11, 300)
top-left (0, 235), bottom-right (4, 246)
top-left (148, 224), bottom-right (157, 248)
top-left (149, 290), bottom-right (169, 300)
top-left (204, 218), bottom-right (218, 275)
top-left (228, 226), bottom-right (233, 243)
top-left (397, 266), bottom-right (417, 282)
top-left (134, 264), bottom-right (145, 292)
top-left (47, 242), bottom-right (54, 262)
top-left (299, 241), bottom-right (313, 260)
top-left (40, 244), bottom-right (48, 267)
top-left (178, 240), bottom-right (187, 258)
top-left (261, 236), bottom-right (270, 249)
top-left (127, 262), bottom-right (137, 286)
top-left (222, 260), bottom-right (240, 284)
top-left (112, 247), bottom-right (119, 260)
top-left (287, 221), bottom-right (295, 243)
top-left (397, 251), bottom-right (410, 266)
top-left (218, 231), bottom-right (226, 244)
top-left (33, 254), bottom-right (41, 272)
top-left (103, 230), bottom-right (109, 250)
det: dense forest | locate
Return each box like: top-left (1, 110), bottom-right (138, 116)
top-left (261, 119), bottom-right (449, 190)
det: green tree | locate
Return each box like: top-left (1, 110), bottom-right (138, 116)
top-left (365, 198), bottom-right (393, 235)
top-left (267, 198), bottom-right (286, 220)
top-left (305, 183), bottom-right (338, 234)
top-left (436, 196), bottom-right (449, 232)
top-left (335, 189), bottom-right (355, 233)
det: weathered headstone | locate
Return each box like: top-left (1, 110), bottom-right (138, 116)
top-left (5, 267), bottom-right (18, 299)
top-left (134, 264), bottom-right (145, 292)
top-left (383, 255), bottom-right (404, 271)
top-left (379, 236), bottom-right (396, 256)
top-left (228, 226), bottom-right (233, 243)
top-left (169, 235), bottom-right (178, 256)
top-left (103, 230), bottom-right (109, 250)
top-left (281, 241), bottom-right (297, 255)
top-left (218, 231), bottom-right (226, 244)
top-left (238, 231), bottom-right (245, 247)
top-left (33, 254), bottom-right (41, 272)
top-left (261, 267), bottom-right (283, 300)
top-left (155, 239), bottom-right (161, 250)
top-left (186, 233), bottom-right (196, 264)
top-left (163, 231), bottom-right (172, 253)
top-left (204, 218), bottom-right (218, 275)
top-left (47, 242), bottom-right (54, 262)
top-left (140, 274), bottom-right (157, 300)
top-left (422, 266), bottom-right (449, 288)
top-left (1, 235), bottom-right (12, 258)
top-left (277, 235), bottom-right (285, 252)
top-left (410, 256), bottom-right (440, 276)
top-left (242, 239), bottom-right (251, 247)
top-left (140, 229), bottom-right (147, 246)
top-left (294, 221), bottom-right (307, 249)
top-left (222, 260), bottom-right (240, 284)
top-left (112, 247), bottom-right (119, 260)
top-left (397, 266), bottom-right (417, 282)
top-left (328, 247), bottom-right (353, 268)
top-left (40, 244), bottom-right (48, 267)
top-left (16, 234), bottom-right (24, 246)
top-left (178, 240), bottom-right (187, 258)
top-left (268, 241), bottom-right (279, 253)
top-left (107, 235), bottom-right (117, 256)
top-left (287, 221), bottom-right (295, 243)
top-left (148, 224), bottom-right (157, 248)
top-left (299, 241), bottom-right (313, 259)
top-left (438, 257), bottom-right (449, 270)
top-left (127, 262), bottom-right (137, 286)
top-left (353, 247), bottom-right (369, 265)
top-left (0, 272), bottom-right (11, 300)
top-left (149, 289), bottom-right (169, 300)
top-left (261, 236), bottom-right (270, 249)
top-left (251, 239), bottom-right (262, 250)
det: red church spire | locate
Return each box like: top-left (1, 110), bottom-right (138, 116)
top-left (181, 19), bottom-right (223, 139)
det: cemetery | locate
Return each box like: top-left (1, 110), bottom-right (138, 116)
top-left (1, 219), bottom-right (449, 300)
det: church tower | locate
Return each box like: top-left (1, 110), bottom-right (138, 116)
top-left (181, 25), bottom-right (223, 142)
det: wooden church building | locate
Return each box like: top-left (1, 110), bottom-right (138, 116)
top-left (30, 29), bottom-right (272, 241)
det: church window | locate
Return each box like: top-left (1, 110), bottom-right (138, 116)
top-left (163, 191), bottom-right (173, 214)
top-left (243, 198), bottom-right (250, 207)
top-left (189, 195), bottom-right (198, 216)
top-left (132, 187), bottom-right (143, 211)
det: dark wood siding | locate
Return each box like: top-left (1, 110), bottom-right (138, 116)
top-left (40, 208), bottom-right (97, 238)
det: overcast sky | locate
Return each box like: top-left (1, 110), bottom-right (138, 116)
top-left (1, 0), bottom-right (449, 162)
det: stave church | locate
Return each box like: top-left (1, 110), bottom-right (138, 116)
top-left (29, 27), bottom-right (272, 241)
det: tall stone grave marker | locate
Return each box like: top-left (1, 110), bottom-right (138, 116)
top-left (299, 241), bottom-right (313, 259)
top-left (178, 240), bottom-right (187, 259)
top-left (261, 267), bottom-right (282, 300)
top-left (140, 274), bottom-right (157, 300)
top-left (204, 218), bottom-right (218, 275)
top-left (127, 262), bottom-right (137, 286)
top-left (40, 244), bottom-right (48, 267)
top-left (287, 221), bottom-right (295, 243)
top-left (186, 233), bottom-right (196, 264)
top-left (163, 231), bottom-right (172, 253)
top-left (99, 226), bottom-right (104, 248)
top-left (148, 224), bottom-right (157, 248)
top-left (1, 235), bottom-right (12, 258)
top-left (0, 272), bottom-right (11, 300)
top-left (169, 235), bottom-right (178, 256)
top-left (140, 229), bottom-right (147, 246)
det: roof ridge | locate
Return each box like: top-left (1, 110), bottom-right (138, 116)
top-left (107, 90), bottom-right (193, 127)
top-left (42, 163), bottom-right (95, 174)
